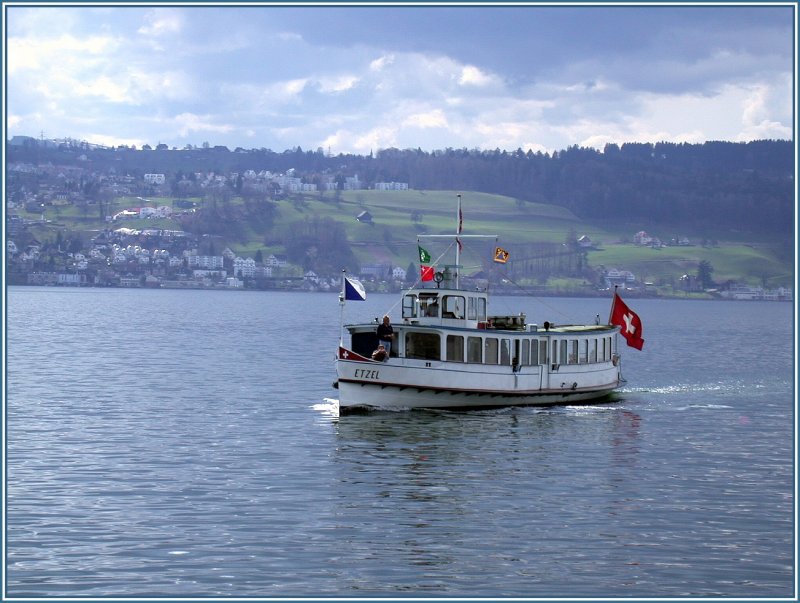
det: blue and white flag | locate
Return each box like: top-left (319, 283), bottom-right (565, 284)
top-left (344, 276), bottom-right (366, 301)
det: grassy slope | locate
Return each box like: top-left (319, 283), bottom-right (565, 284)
top-left (20, 189), bottom-right (793, 288)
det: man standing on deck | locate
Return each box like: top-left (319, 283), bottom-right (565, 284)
top-left (376, 315), bottom-right (394, 356)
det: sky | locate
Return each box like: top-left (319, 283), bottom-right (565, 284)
top-left (3, 2), bottom-right (795, 155)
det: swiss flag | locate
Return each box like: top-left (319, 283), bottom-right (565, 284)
top-left (420, 265), bottom-right (435, 281)
top-left (609, 292), bottom-right (645, 350)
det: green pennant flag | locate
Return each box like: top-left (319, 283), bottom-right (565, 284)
top-left (418, 245), bottom-right (431, 264)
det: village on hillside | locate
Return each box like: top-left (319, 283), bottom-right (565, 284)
top-left (4, 141), bottom-right (792, 301)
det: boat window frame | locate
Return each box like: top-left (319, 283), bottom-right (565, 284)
top-left (468, 296), bottom-right (487, 321)
top-left (446, 334), bottom-right (465, 362)
top-left (529, 339), bottom-right (538, 365)
top-left (442, 294), bottom-right (466, 319)
top-left (419, 292), bottom-right (440, 318)
top-left (485, 337), bottom-right (499, 365)
top-left (568, 340), bottom-right (578, 364)
top-left (402, 293), bottom-right (418, 319)
top-left (405, 330), bottom-right (441, 360)
top-left (500, 338), bottom-right (511, 365)
top-left (579, 339), bottom-right (588, 364)
top-left (467, 336), bottom-right (482, 363)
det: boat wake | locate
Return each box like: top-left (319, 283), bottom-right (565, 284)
top-left (313, 398), bottom-right (340, 419)
top-left (621, 381), bottom-right (771, 396)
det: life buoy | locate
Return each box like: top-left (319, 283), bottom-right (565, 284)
top-left (433, 271), bottom-right (444, 283)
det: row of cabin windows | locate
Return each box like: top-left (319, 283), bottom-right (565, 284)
top-left (405, 332), bottom-right (614, 365)
top-left (402, 293), bottom-right (487, 320)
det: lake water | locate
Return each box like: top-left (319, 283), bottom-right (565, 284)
top-left (4, 287), bottom-right (795, 598)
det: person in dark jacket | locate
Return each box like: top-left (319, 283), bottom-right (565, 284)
top-left (376, 315), bottom-right (394, 356)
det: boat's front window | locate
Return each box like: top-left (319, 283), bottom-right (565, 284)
top-left (442, 295), bottom-right (465, 319)
top-left (402, 294), bottom-right (418, 319)
top-left (419, 292), bottom-right (439, 318)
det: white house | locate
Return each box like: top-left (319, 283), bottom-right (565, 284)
top-left (344, 175), bottom-right (362, 190)
top-left (58, 273), bottom-right (85, 286)
top-left (144, 173), bottom-right (166, 185)
top-left (603, 268), bottom-right (636, 289)
top-left (233, 257), bottom-right (256, 278)
top-left (266, 254), bottom-right (287, 268)
top-left (187, 255), bottom-right (224, 269)
top-left (392, 266), bottom-right (407, 280)
top-left (375, 182), bottom-right (409, 191)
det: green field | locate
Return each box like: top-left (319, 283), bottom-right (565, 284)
top-left (18, 189), bottom-right (794, 289)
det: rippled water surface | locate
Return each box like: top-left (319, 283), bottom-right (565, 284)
top-left (5, 287), bottom-right (795, 598)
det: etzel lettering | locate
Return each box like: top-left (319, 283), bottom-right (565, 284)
top-left (354, 368), bottom-right (380, 380)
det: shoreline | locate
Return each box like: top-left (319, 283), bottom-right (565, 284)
top-left (5, 282), bottom-right (793, 302)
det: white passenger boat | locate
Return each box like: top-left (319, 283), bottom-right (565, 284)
top-left (334, 199), bottom-right (640, 413)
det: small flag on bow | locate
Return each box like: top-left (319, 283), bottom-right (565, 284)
top-left (493, 247), bottom-right (510, 263)
top-left (343, 276), bottom-right (366, 301)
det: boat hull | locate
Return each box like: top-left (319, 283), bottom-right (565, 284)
top-left (335, 355), bottom-right (621, 412)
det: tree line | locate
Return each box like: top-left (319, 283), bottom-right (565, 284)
top-left (8, 139), bottom-right (793, 243)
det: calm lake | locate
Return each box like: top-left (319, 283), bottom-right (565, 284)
top-left (5, 286), bottom-right (795, 598)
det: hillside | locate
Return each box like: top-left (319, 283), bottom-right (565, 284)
top-left (7, 138), bottom-right (794, 294)
top-left (15, 188), bottom-right (792, 292)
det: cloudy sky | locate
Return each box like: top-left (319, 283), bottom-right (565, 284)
top-left (4, 3), bottom-right (795, 155)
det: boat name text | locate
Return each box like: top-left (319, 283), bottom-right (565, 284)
top-left (354, 368), bottom-right (380, 380)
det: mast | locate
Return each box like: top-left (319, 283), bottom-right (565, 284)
top-left (417, 195), bottom-right (496, 290)
top-left (456, 193), bottom-right (462, 289)
top-left (338, 269), bottom-right (346, 347)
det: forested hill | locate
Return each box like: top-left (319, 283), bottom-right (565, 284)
top-left (9, 139), bottom-right (794, 241)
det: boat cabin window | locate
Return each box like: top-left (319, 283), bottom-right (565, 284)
top-left (419, 292), bottom-right (439, 318)
top-left (539, 340), bottom-right (548, 365)
top-left (467, 296), bottom-right (487, 321)
top-left (559, 341), bottom-right (568, 365)
top-left (467, 336), bottom-right (482, 363)
top-left (446, 335), bottom-right (464, 362)
top-left (351, 331), bottom-right (379, 358)
top-left (485, 338), bottom-right (499, 364)
top-left (405, 331), bottom-right (440, 360)
top-left (580, 340), bottom-right (588, 364)
top-left (569, 340), bottom-right (578, 364)
top-left (528, 339), bottom-right (538, 365)
top-left (520, 340), bottom-right (529, 365)
top-left (402, 294), bottom-right (418, 319)
top-left (500, 339), bottom-right (511, 365)
top-left (442, 295), bottom-right (465, 319)
top-left (590, 339), bottom-right (597, 363)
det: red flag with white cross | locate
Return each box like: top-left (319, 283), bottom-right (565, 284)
top-left (609, 291), bottom-right (645, 350)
